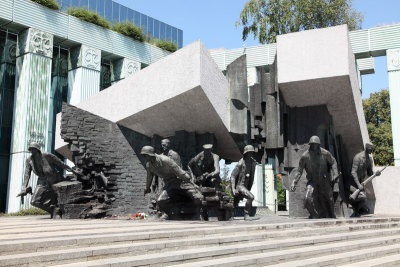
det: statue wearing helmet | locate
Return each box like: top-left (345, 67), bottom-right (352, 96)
top-left (141, 146), bottom-right (203, 220)
top-left (290, 136), bottom-right (339, 219)
top-left (348, 142), bottom-right (381, 216)
top-left (230, 145), bottom-right (258, 220)
top-left (19, 142), bottom-right (79, 218)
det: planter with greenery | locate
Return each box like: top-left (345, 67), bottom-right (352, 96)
top-left (153, 40), bottom-right (178, 53)
top-left (30, 0), bottom-right (60, 10)
top-left (67, 7), bottom-right (110, 29)
top-left (113, 22), bottom-right (145, 42)
top-left (0, 207), bottom-right (47, 216)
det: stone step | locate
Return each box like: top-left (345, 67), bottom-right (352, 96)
top-left (170, 243), bottom-right (400, 267)
top-left (2, 226), bottom-right (400, 267)
top-left (45, 231), bottom-right (400, 267)
top-left (340, 254), bottom-right (400, 267)
top-left (1, 220), bottom-right (398, 255)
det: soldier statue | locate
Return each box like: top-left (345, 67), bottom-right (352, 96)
top-left (349, 142), bottom-right (381, 216)
top-left (188, 144), bottom-right (221, 189)
top-left (19, 142), bottom-right (79, 218)
top-left (161, 138), bottom-right (182, 167)
top-left (230, 145), bottom-right (258, 220)
top-left (142, 146), bottom-right (203, 220)
top-left (290, 136), bottom-right (339, 219)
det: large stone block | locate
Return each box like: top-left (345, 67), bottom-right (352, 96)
top-left (277, 25), bottom-right (369, 159)
top-left (55, 41), bottom-right (241, 161)
top-left (371, 166), bottom-right (400, 215)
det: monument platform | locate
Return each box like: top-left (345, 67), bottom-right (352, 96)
top-left (1, 214), bottom-right (400, 266)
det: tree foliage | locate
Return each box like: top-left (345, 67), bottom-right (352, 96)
top-left (237, 0), bottom-right (363, 44)
top-left (363, 89), bottom-right (394, 166)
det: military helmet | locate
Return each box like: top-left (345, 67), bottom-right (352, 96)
top-left (140, 146), bottom-right (155, 156)
top-left (243, 145), bottom-right (255, 155)
top-left (28, 142), bottom-right (41, 152)
top-left (308, 136), bottom-right (321, 145)
top-left (365, 142), bottom-right (374, 150)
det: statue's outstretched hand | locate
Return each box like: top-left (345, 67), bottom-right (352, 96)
top-left (290, 180), bottom-right (297, 192)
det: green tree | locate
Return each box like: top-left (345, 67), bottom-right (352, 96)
top-left (237, 0), bottom-right (363, 44)
top-left (363, 89), bottom-right (394, 166)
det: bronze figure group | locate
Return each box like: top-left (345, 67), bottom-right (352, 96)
top-left (20, 133), bottom-right (383, 220)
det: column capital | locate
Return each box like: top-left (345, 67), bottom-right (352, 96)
top-left (69, 45), bottom-right (101, 71)
top-left (111, 58), bottom-right (141, 82)
top-left (18, 28), bottom-right (53, 58)
top-left (387, 48), bottom-right (400, 71)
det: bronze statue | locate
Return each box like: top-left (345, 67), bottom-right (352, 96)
top-left (290, 136), bottom-right (339, 219)
top-left (230, 145), bottom-right (258, 220)
top-left (19, 142), bottom-right (79, 218)
top-left (161, 138), bottom-right (182, 167)
top-left (142, 146), bottom-right (203, 220)
top-left (349, 142), bottom-right (381, 216)
top-left (188, 144), bottom-right (221, 188)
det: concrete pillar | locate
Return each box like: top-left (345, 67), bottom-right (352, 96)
top-left (6, 28), bottom-right (53, 212)
top-left (264, 164), bottom-right (276, 211)
top-left (111, 58), bottom-right (141, 84)
top-left (68, 45), bottom-right (101, 105)
top-left (0, 36), bottom-right (17, 212)
top-left (387, 49), bottom-right (400, 166)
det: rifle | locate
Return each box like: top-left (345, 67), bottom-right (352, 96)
top-left (349, 166), bottom-right (387, 201)
top-left (16, 186), bottom-right (32, 205)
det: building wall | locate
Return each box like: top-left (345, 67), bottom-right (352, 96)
top-left (56, 0), bottom-right (183, 48)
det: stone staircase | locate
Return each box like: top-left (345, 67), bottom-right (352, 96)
top-left (1, 215), bottom-right (400, 266)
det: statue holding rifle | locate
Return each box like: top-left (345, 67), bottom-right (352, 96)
top-left (349, 142), bottom-right (384, 216)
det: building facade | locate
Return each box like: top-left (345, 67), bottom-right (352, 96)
top-left (56, 0), bottom-right (183, 48)
top-left (0, 0), bottom-right (178, 213)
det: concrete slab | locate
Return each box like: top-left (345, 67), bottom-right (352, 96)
top-left (55, 41), bottom-right (241, 161)
top-left (372, 166), bottom-right (400, 215)
top-left (277, 25), bottom-right (369, 159)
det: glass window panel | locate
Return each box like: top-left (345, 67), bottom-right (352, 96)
top-left (97, 0), bottom-right (105, 17)
top-left (153, 20), bottom-right (160, 39)
top-left (112, 2), bottom-right (120, 23)
top-left (165, 25), bottom-right (172, 41)
top-left (60, 0), bottom-right (70, 11)
top-left (140, 14), bottom-right (148, 35)
top-left (178, 29), bottom-right (183, 48)
top-left (120, 6), bottom-right (127, 22)
top-left (88, 0), bottom-right (96, 12)
top-left (128, 9), bottom-right (134, 24)
top-left (104, 0), bottom-right (112, 21)
top-left (134, 10), bottom-right (140, 27)
top-left (171, 27), bottom-right (177, 45)
top-left (147, 17), bottom-right (154, 38)
top-left (160, 22), bottom-right (166, 40)
top-left (71, 0), bottom-right (79, 8)
top-left (80, 0), bottom-right (88, 9)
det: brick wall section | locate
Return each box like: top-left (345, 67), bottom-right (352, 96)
top-left (61, 103), bottom-right (151, 215)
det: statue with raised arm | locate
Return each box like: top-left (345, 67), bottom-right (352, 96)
top-left (141, 146), bottom-right (203, 220)
top-left (18, 142), bottom-right (79, 218)
top-left (230, 145), bottom-right (258, 220)
top-left (349, 142), bottom-right (381, 216)
top-left (188, 144), bottom-right (221, 189)
top-left (290, 136), bottom-right (339, 219)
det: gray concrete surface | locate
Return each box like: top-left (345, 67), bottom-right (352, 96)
top-left (55, 41), bottom-right (241, 161)
top-left (277, 25), bottom-right (369, 160)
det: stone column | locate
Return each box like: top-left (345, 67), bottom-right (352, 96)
top-left (68, 45), bottom-right (101, 105)
top-left (0, 37), bottom-right (17, 212)
top-left (111, 58), bottom-right (141, 84)
top-left (387, 49), bottom-right (400, 166)
top-left (6, 28), bottom-right (53, 212)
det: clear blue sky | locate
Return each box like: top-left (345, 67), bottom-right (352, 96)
top-left (117, 0), bottom-right (400, 99)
